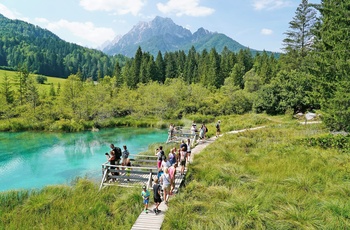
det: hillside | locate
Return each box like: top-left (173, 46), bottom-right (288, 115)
top-left (0, 14), bottom-right (126, 79)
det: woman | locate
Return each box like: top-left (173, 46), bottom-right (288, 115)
top-left (160, 167), bottom-right (171, 205)
top-left (186, 138), bottom-right (191, 162)
top-left (168, 148), bottom-right (176, 165)
top-left (105, 150), bottom-right (117, 177)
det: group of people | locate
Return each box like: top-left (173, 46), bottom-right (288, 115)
top-left (105, 144), bottom-right (131, 177)
top-left (191, 120), bottom-right (221, 139)
top-left (191, 121), bottom-right (210, 140)
top-left (143, 138), bottom-right (192, 214)
top-left (109, 120), bottom-right (222, 214)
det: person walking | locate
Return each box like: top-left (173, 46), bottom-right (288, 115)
top-left (155, 146), bottom-right (165, 170)
top-left (168, 163), bottom-right (177, 195)
top-left (141, 185), bottom-right (150, 213)
top-left (216, 120), bottom-right (221, 137)
top-left (160, 167), bottom-right (171, 205)
top-left (152, 178), bottom-right (162, 214)
top-left (186, 138), bottom-right (191, 163)
top-left (179, 148), bottom-right (186, 175)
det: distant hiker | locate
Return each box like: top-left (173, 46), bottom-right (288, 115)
top-left (186, 138), bottom-right (191, 162)
top-left (152, 178), bottom-right (162, 215)
top-left (199, 124), bottom-right (205, 139)
top-left (216, 120), bottom-right (221, 137)
top-left (122, 145), bottom-right (130, 166)
top-left (204, 124), bottom-right (208, 138)
top-left (169, 124), bottom-right (175, 139)
top-left (191, 121), bottom-right (197, 134)
top-left (155, 146), bottom-right (165, 170)
top-left (179, 148), bottom-right (187, 175)
top-left (141, 185), bottom-right (150, 213)
top-left (160, 167), bottom-right (171, 205)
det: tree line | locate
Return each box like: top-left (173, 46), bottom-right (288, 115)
top-left (0, 0), bottom-right (349, 131)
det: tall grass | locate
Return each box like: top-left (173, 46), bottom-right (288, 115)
top-left (163, 120), bottom-right (350, 229)
top-left (0, 179), bottom-right (143, 229)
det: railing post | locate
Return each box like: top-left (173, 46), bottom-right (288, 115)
top-left (99, 167), bottom-right (109, 191)
top-left (147, 170), bottom-right (153, 190)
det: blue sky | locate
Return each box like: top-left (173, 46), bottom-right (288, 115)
top-left (0, 0), bottom-right (320, 52)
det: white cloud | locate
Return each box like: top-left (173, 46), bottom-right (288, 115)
top-left (0, 3), bottom-right (29, 22)
top-left (252, 0), bottom-right (292, 10)
top-left (35, 17), bottom-right (49, 24)
top-left (0, 3), bottom-right (17, 19)
top-left (45, 19), bottom-right (116, 47)
top-left (261, 28), bottom-right (273, 35)
top-left (79, 0), bottom-right (145, 16)
top-left (157, 0), bottom-right (215, 17)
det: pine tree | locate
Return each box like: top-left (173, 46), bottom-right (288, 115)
top-left (312, 0), bottom-right (350, 131)
top-left (155, 51), bottom-right (165, 83)
top-left (281, 0), bottom-right (317, 71)
top-left (1, 74), bottom-right (14, 104)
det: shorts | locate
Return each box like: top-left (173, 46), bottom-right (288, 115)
top-left (157, 160), bottom-right (162, 169)
top-left (143, 198), bottom-right (149, 204)
top-left (163, 184), bottom-right (171, 193)
top-left (180, 159), bottom-right (186, 166)
top-left (154, 197), bottom-right (162, 203)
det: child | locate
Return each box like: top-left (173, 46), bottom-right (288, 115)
top-left (141, 185), bottom-right (150, 213)
top-left (152, 178), bottom-right (162, 215)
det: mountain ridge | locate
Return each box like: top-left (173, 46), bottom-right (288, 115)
top-left (102, 16), bottom-right (254, 57)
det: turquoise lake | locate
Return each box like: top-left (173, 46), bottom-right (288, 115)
top-left (0, 128), bottom-right (167, 191)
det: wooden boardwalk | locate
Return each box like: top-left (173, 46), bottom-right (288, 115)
top-left (131, 137), bottom-right (216, 230)
top-left (131, 126), bottom-right (268, 229)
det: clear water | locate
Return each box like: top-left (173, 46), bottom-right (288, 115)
top-left (0, 128), bottom-right (167, 191)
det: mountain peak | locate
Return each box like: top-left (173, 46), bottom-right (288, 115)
top-left (103, 16), bottom-right (248, 57)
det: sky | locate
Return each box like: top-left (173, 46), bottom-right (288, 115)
top-left (0, 0), bottom-right (320, 53)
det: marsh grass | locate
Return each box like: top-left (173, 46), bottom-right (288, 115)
top-left (163, 119), bottom-right (350, 229)
top-left (0, 179), bottom-right (143, 229)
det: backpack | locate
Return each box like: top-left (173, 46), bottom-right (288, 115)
top-left (216, 123), bottom-right (219, 129)
top-left (158, 150), bottom-right (165, 161)
top-left (206, 127), bottom-right (208, 132)
top-left (114, 147), bottom-right (122, 159)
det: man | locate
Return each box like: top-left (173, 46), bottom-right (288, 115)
top-left (216, 120), bottom-right (221, 137)
top-left (110, 144), bottom-right (122, 175)
top-left (155, 146), bottom-right (165, 170)
top-left (152, 178), bottom-right (162, 215)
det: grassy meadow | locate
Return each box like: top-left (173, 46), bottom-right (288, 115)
top-left (0, 68), bottom-right (65, 94)
top-left (1, 114), bottom-right (349, 229)
top-left (163, 116), bottom-right (350, 229)
top-left (0, 179), bottom-right (143, 230)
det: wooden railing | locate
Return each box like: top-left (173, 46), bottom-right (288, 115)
top-left (166, 129), bottom-right (198, 145)
top-left (99, 155), bottom-right (159, 191)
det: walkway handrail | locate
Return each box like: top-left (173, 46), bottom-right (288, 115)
top-left (99, 162), bottom-right (158, 191)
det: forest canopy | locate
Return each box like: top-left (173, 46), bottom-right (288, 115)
top-left (1, 0), bottom-right (349, 132)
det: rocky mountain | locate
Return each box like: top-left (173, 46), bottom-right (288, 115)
top-left (102, 16), bottom-right (249, 57)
